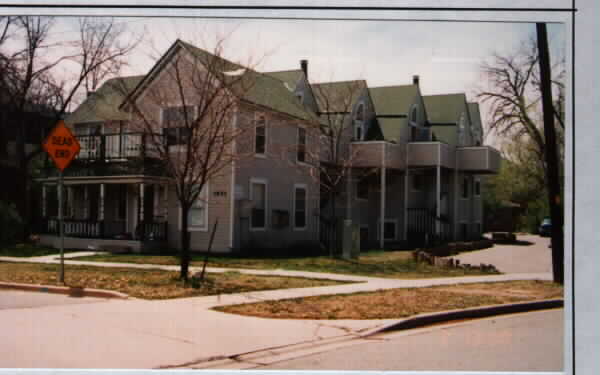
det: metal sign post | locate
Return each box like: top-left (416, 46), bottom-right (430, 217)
top-left (58, 170), bottom-right (65, 283)
top-left (42, 121), bottom-right (81, 285)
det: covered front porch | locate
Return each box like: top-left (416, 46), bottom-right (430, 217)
top-left (36, 176), bottom-right (170, 251)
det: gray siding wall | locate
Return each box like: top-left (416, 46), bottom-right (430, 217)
top-left (232, 104), bottom-right (319, 251)
top-left (166, 163), bottom-right (233, 253)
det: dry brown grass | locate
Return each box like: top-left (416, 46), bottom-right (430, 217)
top-left (75, 250), bottom-right (496, 279)
top-left (0, 262), bottom-right (347, 299)
top-left (216, 280), bottom-right (563, 320)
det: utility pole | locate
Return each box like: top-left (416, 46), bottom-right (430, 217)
top-left (536, 22), bottom-right (564, 284)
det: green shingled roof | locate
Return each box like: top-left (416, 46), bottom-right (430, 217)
top-left (311, 80), bottom-right (367, 113)
top-left (264, 69), bottom-right (304, 91)
top-left (377, 117), bottom-right (407, 143)
top-left (423, 93), bottom-right (468, 124)
top-left (175, 41), bottom-right (318, 122)
top-left (369, 85), bottom-right (418, 116)
top-left (65, 75), bottom-right (144, 125)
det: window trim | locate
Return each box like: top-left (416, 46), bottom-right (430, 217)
top-left (293, 184), bottom-right (308, 231)
top-left (296, 125), bottom-right (308, 165)
top-left (178, 182), bottom-right (209, 232)
top-left (377, 218), bottom-right (398, 241)
top-left (249, 178), bottom-right (268, 231)
top-left (254, 113), bottom-right (267, 158)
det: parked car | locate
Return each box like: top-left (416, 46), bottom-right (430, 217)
top-left (538, 217), bottom-right (552, 237)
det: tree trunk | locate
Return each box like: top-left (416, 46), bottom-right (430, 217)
top-left (536, 23), bottom-right (564, 284)
top-left (179, 204), bottom-right (191, 283)
top-left (329, 190), bottom-right (336, 257)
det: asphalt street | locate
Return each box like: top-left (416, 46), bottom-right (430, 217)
top-left (259, 309), bottom-right (564, 372)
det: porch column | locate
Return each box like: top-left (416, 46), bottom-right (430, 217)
top-left (163, 184), bottom-right (169, 219)
top-left (42, 185), bottom-right (47, 217)
top-left (139, 183), bottom-right (145, 223)
top-left (380, 166), bottom-right (386, 249)
top-left (404, 169), bottom-right (409, 240)
top-left (436, 165), bottom-right (441, 236)
top-left (99, 183), bottom-right (105, 221)
top-left (454, 162), bottom-right (459, 241)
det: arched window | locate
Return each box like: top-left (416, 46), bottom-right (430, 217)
top-left (410, 106), bottom-right (418, 124)
top-left (355, 103), bottom-right (364, 122)
top-left (354, 103), bottom-right (365, 141)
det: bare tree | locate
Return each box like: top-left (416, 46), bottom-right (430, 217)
top-left (477, 33), bottom-right (565, 283)
top-left (303, 79), bottom-right (369, 256)
top-left (0, 16), bottom-right (139, 238)
top-left (477, 36), bottom-right (565, 178)
top-left (120, 38), bottom-right (260, 282)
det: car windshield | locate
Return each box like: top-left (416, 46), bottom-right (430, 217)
top-left (542, 218), bottom-right (551, 225)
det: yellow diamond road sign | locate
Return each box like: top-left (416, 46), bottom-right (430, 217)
top-left (42, 120), bottom-right (81, 172)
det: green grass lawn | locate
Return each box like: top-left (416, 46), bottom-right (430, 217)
top-left (0, 244), bottom-right (79, 257)
top-left (73, 250), bottom-right (498, 279)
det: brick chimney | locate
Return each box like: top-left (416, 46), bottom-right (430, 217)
top-left (300, 59), bottom-right (308, 79)
top-left (412, 75), bottom-right (420, 86)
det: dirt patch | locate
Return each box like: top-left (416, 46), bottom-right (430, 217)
top-left (0, 262), bottom-right (349, 299)
top-left (215, 280), bottom-right (563, 320)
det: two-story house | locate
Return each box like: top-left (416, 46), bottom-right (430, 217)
top-left (36, 39), bottom-right (500, 253)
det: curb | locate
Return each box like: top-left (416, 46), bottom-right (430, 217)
top-left (362, 298), bottom-right (564, 336)
top-left (0, 282), bottom-right (130, 299)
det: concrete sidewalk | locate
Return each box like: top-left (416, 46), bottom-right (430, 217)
top-left (0, 237), bottom-right (556, 368)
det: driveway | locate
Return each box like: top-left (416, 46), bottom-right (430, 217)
top-left (453, 234), bottom-right (553, 274)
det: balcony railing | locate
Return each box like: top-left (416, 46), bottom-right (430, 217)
top-left (75, 132), bottom-right (163, 161)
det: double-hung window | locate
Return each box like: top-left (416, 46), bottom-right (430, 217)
top-left (163, 106), bottom-right (195, 145)
top-left (294, 185), bottom-right (307, 230)
top-left (462, 177), bottom-right (469, 199)
top-left (250, 179), bottom-right (267, 230)
top-left (185, 184), bottom-right (208, 231)
top-left (255, 114), bottom-right (266, 156)
top-left (297, 127), bottom-right (307, 163)
top-left (474, 179), bottom-right (481, 196)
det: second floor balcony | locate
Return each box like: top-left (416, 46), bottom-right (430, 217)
top-left (40, 132), bottom-right (167, 179)
top-left (76, 132), bottom-right (163, 161)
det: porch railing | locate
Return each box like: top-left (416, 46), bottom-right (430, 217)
top-left (39, 218), bottom-right (167, 242)
top-left (406, 208), bottom-right (451, 247)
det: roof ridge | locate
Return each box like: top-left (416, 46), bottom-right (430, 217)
top-left (369, 83), bottom-right (416, 90)
top-left (311, 79), bottom-right (367, 86)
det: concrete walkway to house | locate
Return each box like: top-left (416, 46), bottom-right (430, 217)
top-left (0, 235), bottom-right (556, 368)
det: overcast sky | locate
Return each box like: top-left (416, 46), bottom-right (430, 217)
top-left (51, 16), bottom-right (565, 145)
